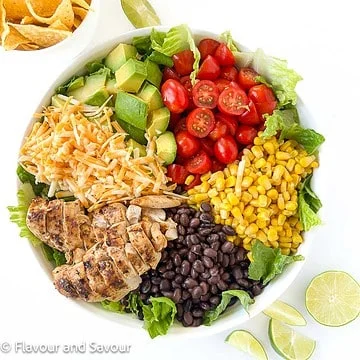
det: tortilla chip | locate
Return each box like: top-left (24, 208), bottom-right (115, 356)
top-left (18, 42), bottom-right (39, 50)
top-left (71, 0), bottom-right (90, 10)
top-left (3, 0), bottom-right (61, 20)
top-left (2, 25), bottom-right (29, 50)
top-left (25, 0), bottom-right (74, 29)
top-left (73, 15), bottom-right (81, 28)
top-left (9, 23), bottom-right (71, 48)
top-left (72, 6), bottom-right (87, 20)
top-left (49, 19), bottom-right (69, 31)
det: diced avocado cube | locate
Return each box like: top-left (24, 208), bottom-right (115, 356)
top-left (156, 131), bottom-right (177, 165)
top-left (104, 43), bottom-right (137, 72)
top-left (147, 107), bottom-right (170, 138)
top-left (106, 78), bottom-right (117, 95)
top-left (117, 118), bottom-right (147, 145)
top-left (115, 91), bottom-right (148, 130)
top-left (85, 89), bottom-right (110, 106)
top-left (51, 95), bottom-right (66, 108)
top-left (67, 76), bottom-right (85, 92)
top-left (137, 82), bottom-right (163, 112)
top-left (127, 139), bottom-right (146, 157)
top-left (144, 59), bottom-right (162, 88)
top-left (115, 58), bottom-right (147, 93)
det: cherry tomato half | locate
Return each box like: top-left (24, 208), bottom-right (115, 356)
top-left (218, 86), bottom-right (249, 115)
top-left (211, 159), bottom-right (225, 172)
top-left (162, 67), bottom-right (180, 82)
top-left (173, 50), bottom-right (195, 76)
top-left (175, 130), bottom-right (201, 158)
top-left (248, 84), bottom-right (277, 116)
top-left (161, 79), bottom-right (189, 114)
top-left (236, 125), bottom-right (258, 145)
top-left (214, 43), bottom-right (235, 66)
top-left (238, 100), bottom-right (261, 126)
top-left (197, 55), bottom-right (221, 81)
top-left (208, 120), bottom-right (228, 141)
top-left (198, 38), bottom-right (220, 60)
top-left (220, 66), bottom-right (238, 82)
top-left (186, 108), bottom-right (215, 138)
top-left (238, 67), bottom-right (260, 90)
top-left (200, 137), bottom-right (215, 156)
top-left (185, 151), bottom-right (212, 174)
top-left (215, 78), bottom-right (231, 93)
top-left (173, 117), bottom-right (187, 134)
top-left (167, 164), bottom-right (189, 184)
top-left (192, 80), bottom-right (219, 109)
top-left (214, 135), bottom-right (238, 164)
top-left (215, 113), bottom-right (237, 136)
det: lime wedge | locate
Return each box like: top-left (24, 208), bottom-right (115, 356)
top-left (305, 270), bottom-right (360, 327)
top-left (263, 300), bottom-right (307, 326)
top-left (121, 0), bottom-right (161, 28)
top-left (269, 319), bottom-right (316, 360)
top-left (225, 330), bottom-right (268, 360)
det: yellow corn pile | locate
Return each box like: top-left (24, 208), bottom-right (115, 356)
top-left (188, 133), bottom-right (319, 255)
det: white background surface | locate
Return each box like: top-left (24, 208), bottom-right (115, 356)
top-left (0, 0), bottom-right (359, 359)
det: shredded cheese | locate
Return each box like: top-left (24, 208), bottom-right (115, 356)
top-left (19, 104), bottom-right (176, 211)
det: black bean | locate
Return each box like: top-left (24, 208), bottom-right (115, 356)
top-left (175, 266), bottom-right (181, 274)
top-left (174, 254), bottom-right (182, 267)
top-left (161, 251), bottom-right (168, 261)
top-left (203, 248), bottom-right (217, 258)
top-left (183, 299), bottom-right (192, 312)
top-left (178, 225), bottom-right (186, 235)
top-left (221, 272), bottom-right (230, 281)
top-left (192, 286), bottom-right (202, 299)
top-left (193, 260), bottom-right (205, 273)
top-left (208, 275), bottom-right (220, 285)
top-left (217, 252), bottom-right (223, 264)
top-left (185, 237), bottom-right (192, 248)
top-left (187, 227), bottom-right (195, 234)
top-left (179, 248), bottom-right (188, 256)
top-left (190, 234), bottom-right (200, 245)
top-left (180, 214), bottom-right (190, 227)
top-left (240, 260), bottom-right (250, 269)
top-left (173, 214), bottom-right (180, 223)
top-left (191, 268), bottom-right (198, 279)
top-left (198, 227), bottom-right (213, 236)
top-left (192, 308), bottom-right (204, 318)
top-left (209, 296), bottom-right (220, 306)
top-left (162, 291), bottom-right (173, 298)
top-left (182, 290), bottom-right (191, 301)
top-left (218, 232), bottom-right (227, 242)
top-left (151, 277), bottom-right (161, 285)
top-left (200, 294), bottom-right (210, 302)
top-left (232, 266), bottom-right (243, 280)
top-left (158, 265), bottom-right (167, 274)
top-left (183, 312), bottom-right (193, 326)
top-left (188, 252), bottom-right (197, 263)
top-left (191, 244), bottom-right (202, 255)
top-left (229, 254), bottom-right (236, 266)
top-left (211, 241), bottom-right (220, 251)
top-left (199, 281), bottom-right (209, 295)
top-left (160, 279), bottom-right (171, 292)
top-left (208, 233), bottom-right (219, 243)
top-left (237, 278), bottom-right (250, 288)
top-left (189, 217), bottom-right (200, 228)
top-left (201, 242), bottom-right (210, 250)
top-left (151, 285), bottom-right (159, 294)
top-left (200, 302), bottom-right (211, 311)
top-left (243, 269), bottom-right (248, 278)
top-left (173, 288), bottom-right (182, 303)
top-left (184, 278), bottom-right (198, 289)
top-left (221, 241), bottom-right (234, 254)
top-left (200, 213), bottom-right (213, 223)
top-left (200, 222), bottom-right (215, 228)
top-left (140, 280), bottom-right (151, 294)
top-left (210, 285), bottom-right (218, 294)
top-left (172, 281), bottom-right (181, 289)
top-left (210, 267), bottom-right (219, 276)
top-left (165, 261), bottom-right (173, 270)
top-left (229, 283), bottom-right (241, 290)
top-left (200, 202), bottom-right (212, 212)
top-left (192, 318), bottom-right (202, 327)
top-left (181, 261), bottom-right (191, 276)
top-left (222, 225), bottom-right (236, 235)
top-left (199, 271), bottom-right (211, 280)
top-left (213, 224), bottom-right (223, 233)
top-left (222, 254), bottom-right (230, 268)
top-left (217, 280), bottom-right (228, 291)
top-left (177, 303), bottom-right (184, 317)
top-left (195, 211), bottom-right (201, 218)
top-left (203, 256), bottom-right (214, 269)
top-left (219, 268), bottom-right (224, 275)
top-left (177, 207), bottom-right (189, 215)
top-left (251, 284), bottom-right (263, 296)
top-left (177, 235), bottom-right (185, 242)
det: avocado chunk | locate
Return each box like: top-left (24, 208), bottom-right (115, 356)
top-left (127, 139), bottom-right (146, 157)
top-left (117, 118), bottom-right (147, 145)
top-left (68, 71), bottom-right (109, 106)
top-left (115, 91), bottom-right (148, 130)
top-left (156, 131), bottom-right (177, 165)
top-left (137, 82), bottom-right (163, 112)
top-left (106, 78), bottom-right (117, 95)
top-left (147, 107), bottom-right (170, 138)
top-left (67, 76), bottom-right (85, 92)
top-left (104, 43), bottom-right (137, 72)
top-left (115, 58), bottom-right (147, 93)
top-left (144, 59), bottom-right (162, 88)
top-left (51, 95), bottom-right (66, 108)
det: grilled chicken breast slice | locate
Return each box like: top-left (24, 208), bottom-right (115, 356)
top-left (26, 197), bottom-right (48, 240)
top-left (150, 222), bottom-right (168, 252)
top-left (63, 200), bottom-right (84, 250)
top-left (46, 200), bottom-right (66, 251)
top-left (124, 243), bottom-right (150, 274)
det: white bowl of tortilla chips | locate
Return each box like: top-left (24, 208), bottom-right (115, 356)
top-left (0, 0), bottom-right (99, 51)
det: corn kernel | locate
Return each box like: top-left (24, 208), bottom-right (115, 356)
top-left (239, 202), bottom-right (245, 212)
top-left (283, 168), bottom-right (293, 182)
top-left (272, 165), bottom-right (285, 182)
top-left (227, 192), bottom-right (239, 206)
top-left (283, 210), bottom-right (294, 216)
top-left (231, 207), bottom-right (242, 219)
top-left (268, 227), bottom-right (279, 241)
top-left (311, 161), bottom-right (319, 168)
top-left (286, 201), bottom-right (297, 211)
top-left (225, 175), bottom-right (236, 187)
top-left (263, 142), bottom-right (275, 155)
top-left (225, 219), bottom-right (232, 226)
top-left (271, 218), bottom-right (278, 226)
top-left (267, 154), bottom-right (276, 165)
top-left (229, 163), bottom-right (238, 176)
top-left (251, 145), bottom-right (264, 158)
top-left (232, 218), bottom-right (240, 227)
top-left (243, 243), bottom-right (252, 251)
top-left (279, 236), bottom-right (292, 243)
top-left (220, 192), bottom-right (226, 200)
top-left (280, 242), bottom-right (292, 249)
top-left (214, 215), bottom-right (221, 224)
top-left (254, 136), bottom-right (265, 146)
top-left (248, 186), bottom-right (258, 199)
top-left (280, 140), bottom-right (293, 152)
top-left (220, 202), bottom-right (232, 211)
top-left (199, 182), bottom-right (210, 193)
top-left (283, 191), bottom-right (291, 201)
top-left (242, 176), bottom-right (253, 188)
top-left (278, 213), bottom-right (286, 226)
top-left (208, 189), bottom-right (219, 198)
top-left (200, 172), bottom-right (211, 181)
top-left (281, 248), bottom-right (291, 255)
top-left (245, 223), bottom-right (259, 236)
top-left (256, 219), bottom-right (267, 229)
top-left (216, 177), bottom-right (226, 191)
top-left (267, 188), bottom-right (278, 200)
top-left (247, 252), bottom-right (254, 262)
top-left (257, 175), bottom-right (272, 190)
top-left (294, 164), bottom-right (304, 175)
top-left (278, 194), bottom-right (285, 210)
top-left (270, 240), bottom-right (279, 248)
top-left (286, 228), bottom-right (292, 237)
top-left (187, 189), bottom-right (196, 195)
top-left (220, 209), bottom-right (228, 220)
top-left (256, 230), bottom-right (267, 242)
top-left (292, 232), bottom-right (303, 244)
top-left (243, 236), bottom-right (252, 244)
top-left (224, 188), bottom-right (233, 194)
top-left (227, 235), bottom-right (237, 242)
top-left (236, 224), bottom-right (246, 235)
top-left (255, 158), bottom-right (267, 169)
top-left (257, 211), bottom-right (270, 222)
top-left (223, 168), bottom-right (231, 178)
top-left (241, 191), bottom-right (252, 203)
top-left (276, 151), bottom-right (291, 161)
top-left (256, 194), bottom-right (267, 207)
top-left (289, 217), bottom-right (298, 226)
top-left (185, 175), bottom-right (195, 185)
top-left (257, 185), bottom-right (266, 195)
top-left (286, 158), bottom-right (296, 172)
top-left (243, 205), bottom-right (254, 217)
top-left (194, 193), bottom-right (209, 202)
top-left (247, 213), bottom-right (257, 223)
top-left (300, 155), bottom-right (316, 168)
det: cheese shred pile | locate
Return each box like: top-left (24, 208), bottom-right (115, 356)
top-left (19, 102), bottom-right (175, 211)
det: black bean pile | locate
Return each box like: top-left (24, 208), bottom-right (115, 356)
top-left (138, 203), bottom-right (265, 327)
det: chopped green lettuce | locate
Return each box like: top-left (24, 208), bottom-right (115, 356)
top-left (142, 297), bottom-right (177, 338)
top-left (219, 30), bottom-right (239, 52)
top-left (86, 60), bottom-right (106, 74)
top-left (17, 165), bottom-right (48, 196)
top-left (262, 109), bottom-right (325, 154)
top-left (8, 183), bottom-right (42, 247)
top-left (56, 76), bottom-right (85, 95)
top-left (101, 300), bottom-right (125, 313)
top-left (248, 240), bottom-right (304, 285)
top-left (203, 290), bottom-right (254, 326)
top-left (298, 175), bottom-right (322, 231)
top-left (147, 50), bottom-right (174, 67)
top-left (132, 35), bottom-right (152, 54)
top-left (126, 292), bottom-right (143, 317)
top-left (41, 244), bottom-right (67, 266)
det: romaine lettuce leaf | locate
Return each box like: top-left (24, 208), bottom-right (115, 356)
top-left (101, 300), bottom-right (125, 313)
top-left (142, 297), bottom-right (177, 338)
top-left (8, 183), bottom-right (42, 247)
top-left (56, 76), bottom-right (84, 95)
top-left (219, 30), bottom-right (239, 52)
top-left (41, 244), bottom-right (67, 266)
top-left (86, 60), bottom-right (107, 74)
top-left (203, 290), bottom-right (254, 326)
top-left (147, 50), bottom-right (174, 67)
top-left (17, 164), bottom-right (47, 196)
top-left (132, 35), bottom-right (152, 55)
top-left (248, 240), bottom-right (304, 285)
top-left (262, 108), bottom-right (299, 138)
top-left (298, 175), bottom-right (322, 231)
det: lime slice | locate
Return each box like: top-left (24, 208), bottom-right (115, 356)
top-left (263, 300), bottom-right (307, 326)
top-left (121, 0), bottom-right (161, 28)
top-left (269, 319), bottom-right (316, 360)
top-left (225, 330), bottom-right (268, 360)
top-left (305, 270), bottom-right (360, 327)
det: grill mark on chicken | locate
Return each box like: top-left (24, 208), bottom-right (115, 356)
top-left (26, 197), bottom-right (178, 302)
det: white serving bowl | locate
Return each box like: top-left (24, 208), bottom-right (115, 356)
top-left (21, 26), bottom-right (314, 339)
